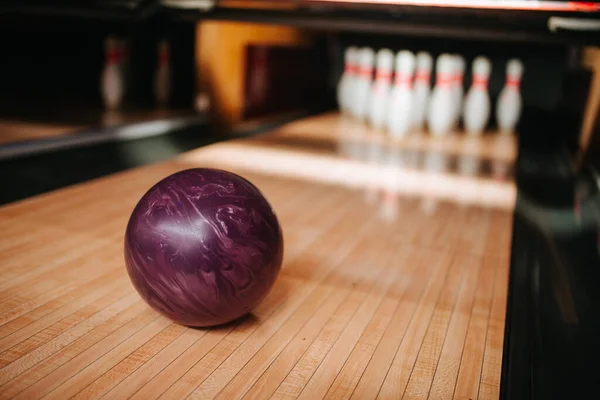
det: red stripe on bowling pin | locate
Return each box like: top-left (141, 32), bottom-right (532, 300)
top-left (415, 72), bottom-right (430, 82)
top-left (506, 78), bottom-right (520, 88)
top-left (472, 75), bottom-right (488, 88)
top-left (436, 73), bottom-right (453, 87)
top-left (358, 67), bottom-right (373, 78)
top-left (395, 73), bottom-right (412, 87)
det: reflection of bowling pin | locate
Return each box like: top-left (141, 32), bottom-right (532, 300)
top-left (427, 54), bottom-right (455, 137)
top-left (463, 56), bottom-right (492, 136)
top-left (491, 134), bottom-right (513, 180)
top-left (351, 48), bottom-right (375, 120)
top-left (452, 55), bottom-right (466, 128)
top-left (412, 52), bottom-right (433, 132)
top-left (496, 58), bottom-right (524, 135)
top-left (155, 39), bottom-right (171, 108)
top-left (101, 37), bottom-right (124, 110)
top-left (337, 47), bottom-right (358, 114)
top-left (457, 138), bottom-right (481, 206)
top-left (420, 152), bottom-right (447, 215)
top-left (387, 50), bottom-right (416, 138)
top-left (364, 138), bottom-right (384, 203)
top-left (380, 147), bottom-right (402, 221)
top-left (368, 49), bottom-right (394, 130)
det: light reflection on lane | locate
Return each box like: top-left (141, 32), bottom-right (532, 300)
top-left (179, 114), bottom-right (517, 215)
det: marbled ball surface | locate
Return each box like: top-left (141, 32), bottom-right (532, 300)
top-left (124, 168), bottom-right (284, 327)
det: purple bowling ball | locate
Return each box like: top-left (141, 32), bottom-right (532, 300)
top-left (124, 168), bottom-right (284, 327)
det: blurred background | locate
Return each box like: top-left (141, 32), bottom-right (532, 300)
top-left (1, 1), bottom-right (600, 398)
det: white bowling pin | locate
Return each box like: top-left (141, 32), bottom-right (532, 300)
top-left (496, 58), bottom-right (524, 134)
top-left (452, 55), bottom-right (466, 128)
top-left (154, 39), bottom-right (171, 107)
top-left (412, 52), bottom-right (433, 131)
top-left (351, 47), bottom-right (375, 120)
top-left (427, 54), bottom-right (455, 137)
top-left (463, 56), bottom-right (492, 136)
top-left (101, 37), bottom-right (124, 110)
top-left (337, 47), bottom-right (358, 114)
top-left (368, 49), bottom-right (394, 130)
top-left (386, 51), bottom-right (416, 138)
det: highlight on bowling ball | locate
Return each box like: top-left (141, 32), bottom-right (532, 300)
top-left (124, 168), bottom-right (284, 327)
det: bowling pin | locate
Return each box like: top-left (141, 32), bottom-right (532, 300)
top-left (386, 50), bottom-right (416, 138)
top-left (427, 54), bottom-right (455, 137)
top-left (496, 58), bottom-right (524, 134)
top-left (337, 47), bottom-right (358, 114)
top-left (452, 55), bottom-right (466, 128)
top-left (412, 52), bottom-right (433, 132)
top-left (101, 37), bottom-right (124, 110)
top-left (463, 56), bottom-right (492, 136)
top-left (368, 49), bottom-right (394, 130)
top-left (154, 39), bottom-right (171, 108)
top-left (351, 47), bottom-right (375, 121)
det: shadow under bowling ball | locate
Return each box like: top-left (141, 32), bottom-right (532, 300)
top-left (189, 312), bottom-right (259, 331)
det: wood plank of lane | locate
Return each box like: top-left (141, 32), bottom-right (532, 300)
top-left (402, 255), bottom-right (483, 400)
top-left (197, 239), bottom-right (408, 399)
top-left (319, 248), bottom-right (425, 400)
top-left (435, 206), bottom-right (490, 256)
top-left (0, 234), bottom-right (124, 309)
top-left (114, 190), bottom-right (377, 400)
top-left (0, 231), bottom-right (110, 294)
top-left (452, 256), bottom-right (497, 400)
top-left (0, 257), bottom-right (128, 335)
top-left (408, 203), bottom-right (458, 249)
top-left (260, 244), bottom-right (399, 400)
top-left (152, 214), bottom-right (382, 400)
top-left (478, 256), bottom-right (509, 400)
top-left (100, 323), bottom-right (234, 400)
top-left (0, 218), bottom-right (65, 254)
top-left (0, 293), bottom-right (141, 387)
top-left (281, 250), bottom-right (445, 400)
top-left (15, 265), bottom-right (293, 400)
top-left (426, 256), bottom-right (485, 400)
top-left (2, 302), bottom-right (156, 399)
top-left (369, 250), bottom-right (463, 400)
top-left (459, 207), bottom-right (492, 256)
top-left (0, 279), bottom-right (132, 371)
top-left (0, 270), bottom-right (130, 352)
top-left (108, 275), bottom-right (296, 400)
top-left (39, 315), bottom-right (174, 400)
top-left (86, 260), bottom-right (344, 398)
top-left (0, 237), bottom-right (125, 314)
top-left (69, 322), bottom-right (189, 400)
top-left (347, 254), bottom-right (443, 399)
top-left (241, 247), bottom-right (424, 400)
top-left (484, 209), bottom-right (513, 257)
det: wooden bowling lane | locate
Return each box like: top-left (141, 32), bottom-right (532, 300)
top-left (0, 112), bottom-right (513, 399)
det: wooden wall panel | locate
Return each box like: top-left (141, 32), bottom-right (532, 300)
top-left (581, 47), bottom-right (600, 151)
top-left (195, 22), bottom-right (314, 131)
